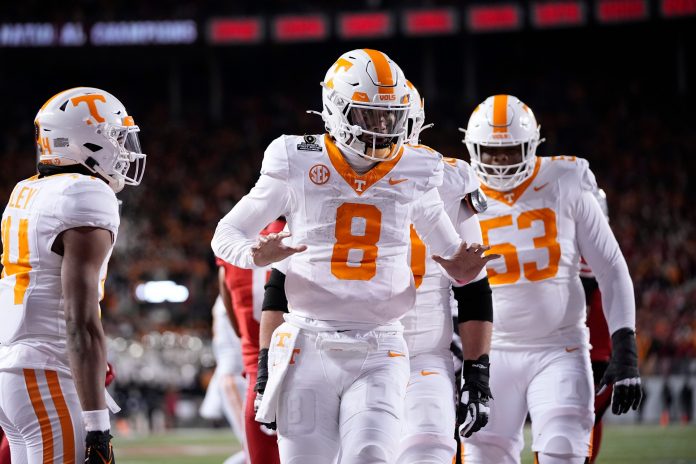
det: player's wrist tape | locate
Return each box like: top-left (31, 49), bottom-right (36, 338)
top-left (610, 328), bottom-right (639, 374)
top-left (454, 277), bottom-right (493, 322)
top-left (262, 269), bottom-right (289, 312)
top-left (255, 348), bottom-right (269, 393)
top-left (82, 409), bottom-right (110, 432)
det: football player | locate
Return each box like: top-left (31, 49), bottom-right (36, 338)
top-left (0, 87), bottom-right (145, 463)
top-left (256, 82), bottom-right (495, 464)
top-left (460, 95), bottom-right (641, 464)
top-left (212, 49), bottom-right (498, 463)
top-left (578, 190), bottom-right (614, 463)
top-left (199, 296), bottom-right (248, 464)
top-left (217, 220), bottom-right (285, 464)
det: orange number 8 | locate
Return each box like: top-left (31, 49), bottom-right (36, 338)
top-left (331, 203), bottom-right (382, 281)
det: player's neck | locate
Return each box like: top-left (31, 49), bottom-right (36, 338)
top-left (342, 148), bottom-right (378, 174)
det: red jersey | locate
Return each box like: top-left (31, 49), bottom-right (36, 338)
top-left (581, 267), bottom-right (612, 362)
top-left (216, 220), bottom-right (286, 373)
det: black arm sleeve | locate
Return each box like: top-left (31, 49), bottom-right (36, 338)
top-left (262, 268), bottom-right (289, 312)
top-left (454, 277), bottom-right (493, 323)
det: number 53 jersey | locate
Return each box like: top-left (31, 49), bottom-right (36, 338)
top-left (478, 156), bottom-right (632, 350)
top-left (212, 134), bottom-right (462, 327)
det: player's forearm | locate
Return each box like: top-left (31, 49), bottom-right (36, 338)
top-left (459, 321), bottom-right (492, 360)
top-left (66, 315), bottom-right (107, 411)
top-left (259, 310), bottom-right (287, 349)
top-left (596, 258), bottom-right (636, 334)
top-left (212, 177), bottom-right (289, 268)
top-left (412, 189), bottom-right (461, 258)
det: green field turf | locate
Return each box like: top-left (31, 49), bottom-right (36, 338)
top-left (118, 425), bottom-right (696, 464)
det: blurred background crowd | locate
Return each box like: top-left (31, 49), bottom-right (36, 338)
top-left (1, 0), bottom-right (694, 429)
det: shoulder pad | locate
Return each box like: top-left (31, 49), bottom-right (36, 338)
top-left (260, 135), bottom-right (291, 181)
top-left (545, 155), bottom-right (597, 192)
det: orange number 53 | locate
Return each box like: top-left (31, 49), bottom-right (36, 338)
top-left (1, 216), bottom-right (32, 304)
top-left (480, 208), bottom-right (561, 285)
top-left (331, 203), bottom-right (382, 281)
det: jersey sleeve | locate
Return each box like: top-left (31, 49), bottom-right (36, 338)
top-left (441, 159), bottom-right (480, 203)
top-left (575, 182), bottom-right (635, 334)
top-left (54, 177), bottom-right (120, 239)
top-left (452, 202), bottom-right (487, 284)
top-left (212, 136), bottom-right (292, 269)
top-left (411, 188), bottom-right (460, 260)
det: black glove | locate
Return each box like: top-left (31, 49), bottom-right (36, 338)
top-left (84, 431), bottom-right (115, 464)
top-left (254, 348), bottom-right (277, 431)
top-left (599, 328), bottom-right (642, 415)
top-left (458, 354), bottom-right (493, 438)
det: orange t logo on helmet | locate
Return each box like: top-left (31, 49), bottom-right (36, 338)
top-left (71, 94), bottom-right (107, 124)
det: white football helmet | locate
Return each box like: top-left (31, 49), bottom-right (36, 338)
top-left (321, 49), bottom-right (410, 162)
top-left (35, 87), bottom-right (146, 192)
top-left (463, 95), bottom-right (542, 191)
top-left (405, 80), bottom-right (434, 145)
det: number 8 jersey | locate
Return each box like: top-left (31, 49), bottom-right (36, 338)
top-left (212, 134), bottom-right (462, 327)
top-left (0, 174), bottom-right (119, 374)
top-left (478, 156), bottom-right (634, 350)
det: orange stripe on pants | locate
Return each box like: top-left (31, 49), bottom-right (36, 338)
top-left (46, 370), bottom-right (76, 464)
top-left (23, 369), bottom-right (55, 464)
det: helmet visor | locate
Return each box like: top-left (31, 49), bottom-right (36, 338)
top-left (348, 106), bottom-right (408, 147)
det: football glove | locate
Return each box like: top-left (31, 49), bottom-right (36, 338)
top-left (458, 354), bottom-right (492, 438)
top-left (84, 431), bottom-right (114, 464)
top-left (599, 328), bottom-right (642, 415)
top-left (254, 348), bottom-right (276, 431)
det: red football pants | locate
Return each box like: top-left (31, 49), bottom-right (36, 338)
top-left (245, 370), bottom-right (280, 464)
top-left (0, 428), bottom-right (10, 464)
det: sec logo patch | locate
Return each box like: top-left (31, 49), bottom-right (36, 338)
top-left (309, 164), bottom-right (330, 185)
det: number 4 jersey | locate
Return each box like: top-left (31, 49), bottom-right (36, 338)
top-left (0, 174), bottom-right (119, 374)
top-left (212, 134), bottom-right (462, 327)
top-left (478, 156), bottom-right (635, 350)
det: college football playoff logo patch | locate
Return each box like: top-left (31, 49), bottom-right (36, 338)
top-left (297, 135), bottom-right (322, 152)
top-left (309, 164), bottom-right (330, 185)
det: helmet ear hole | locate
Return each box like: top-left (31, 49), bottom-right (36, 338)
top-left (83, 143), bottom-right (103, 152)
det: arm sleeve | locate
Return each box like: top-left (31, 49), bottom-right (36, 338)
top-left (211, 137), bottom-right (292, 268)
top-left (575, 190), bottom-right (635, 333)
top-left (454, 202), bottom-right (487, 284)
top-left (411, 188), bottom-right (461, 259)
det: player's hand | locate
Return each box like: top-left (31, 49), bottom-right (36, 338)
top-left (84, 431), bottom-right (115, 464)
top-left (599, 328), bottom-right (642, 415)
top-left (251, 231), bottom-right (306, 267)
top-left (458, 355), bottom-right (493, 438)
top-left (433, 242), bottom-right (501, 284)
top-left (105, 362), bottom-right (116, 387)
top-left (254, 348), bottom-right (277, 430)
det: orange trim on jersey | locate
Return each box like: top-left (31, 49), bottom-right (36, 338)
top-left (46, 371), bottom-right (76, 464)
top-left (324, 134), bottom-right (403, 196)
top-left (409, 225), bottom-right (426, 289)
top-left (460, 440), bottom-right (465, 463)
top-left (362, 49), bottom-right (394, 94)
top-left (480, 157), bottom-right (542, 207)
top-left (492, 94), bottom-right (509, 133)
top-left (24, 369), bottom-right (55, 464)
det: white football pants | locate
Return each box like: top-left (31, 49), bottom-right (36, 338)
top-left (275, 328), bottom-right (410, 464)
top-left (0, 368), bottom-right (85, 464)
top-left (398, 349), bottom-right (457, 463)
top-left (462, 347), bottom-right (594, 464)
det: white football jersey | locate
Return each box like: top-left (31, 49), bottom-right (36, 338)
top-left (212, 134), bottom-right (462, 327)
top-left (402, 156), bottom-right (480, 355)
top-left (0, 173), bottom-right (119, 374)
top-left (478, 155), bottom-right (633, 349)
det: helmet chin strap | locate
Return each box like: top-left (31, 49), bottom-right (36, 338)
top-left (84, 156), bottom-right (125, 193)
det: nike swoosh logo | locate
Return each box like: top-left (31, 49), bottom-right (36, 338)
top-left (533, 182), bottom-right (549, 191)
top-left (565, 347), bottom-right (579, 353)
top-left (388, 350), bottom-right (406, 357)
top-left (420, 370), bottom-right (438, 376)
top-left (388, 178), bottom-right (408, 185)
